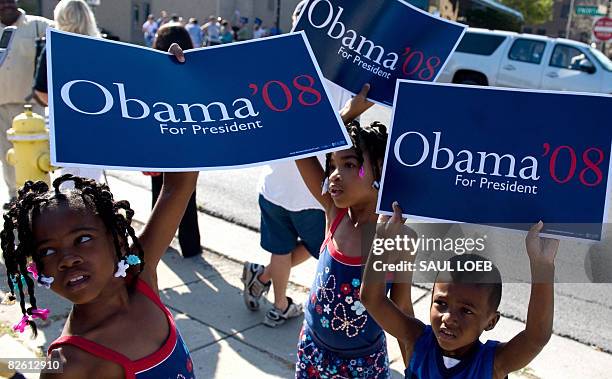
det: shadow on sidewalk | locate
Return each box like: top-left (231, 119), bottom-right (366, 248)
top-left (158, 248), bottom-right (406, 378)
top-left (157, 247), bottom-right (297, 377)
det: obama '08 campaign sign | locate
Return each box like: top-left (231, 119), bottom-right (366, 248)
top-left (378, 81), bottom-right (612, 241)
top-left (293, 0), bottom-right (467, 106)
top-left (47, 29), bottom-right (351, 171)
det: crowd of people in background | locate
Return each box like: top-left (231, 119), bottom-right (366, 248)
top-left (142, 9), bottom-right (279, 48)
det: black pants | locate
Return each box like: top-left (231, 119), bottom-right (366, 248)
top-left (151, 175), bottom-right (201, 257)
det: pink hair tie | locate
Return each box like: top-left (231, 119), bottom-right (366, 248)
top-left (13, 315), bottom-right (30, 333)
top-left (27, 262), bottom-right (39, 279)
top-left (31, 308), bottom-right (50, 321)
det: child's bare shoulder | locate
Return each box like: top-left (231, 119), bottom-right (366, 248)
top-left (43, 345), bottom-right (123, 378)
top-left (492, 342), bottom-right (512, 379)
top-left (325, 205), bottom-right (343, 226)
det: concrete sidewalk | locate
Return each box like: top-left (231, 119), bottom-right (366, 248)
top-left (1, 170), bottom-right (612, 378)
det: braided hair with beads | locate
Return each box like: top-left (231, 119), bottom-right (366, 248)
top-left (323, 120), bottom-right (388, 185)
top-left (0, 174), bottom-right (144, 335)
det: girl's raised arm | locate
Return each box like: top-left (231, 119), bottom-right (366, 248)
top-left (137, 172), bottom-right (199, 291)
top-left (295, 156), bottom-right (334, 212)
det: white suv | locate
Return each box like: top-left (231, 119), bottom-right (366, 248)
top-left (437, 28), bottom-right (612, 94)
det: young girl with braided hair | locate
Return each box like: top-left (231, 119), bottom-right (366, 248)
top-left (1, 172), bottom-right (198, 378)
top-left (293, 84), bottom-right (413, 378)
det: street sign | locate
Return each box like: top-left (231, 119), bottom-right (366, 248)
top-left (576, 5), bottom-right (606, 16)
top-left (594, 17), bottom-right (612, 41)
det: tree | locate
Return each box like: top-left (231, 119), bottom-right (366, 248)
top-left (499, 0), bottom-right (554, 25)
top-left (464, 7), bottom-right (523, 31)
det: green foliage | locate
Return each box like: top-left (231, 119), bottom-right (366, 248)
top-left (464, 8), bottom-right (523, 32)
top-left (499, 0), bottom-right (554, 25)
top-left (17, 0), bottom-right (41, 16)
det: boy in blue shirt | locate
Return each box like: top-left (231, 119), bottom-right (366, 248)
top-left (361, 202), bottom-right (558, 378)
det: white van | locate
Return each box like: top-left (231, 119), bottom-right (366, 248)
top-left (438, 28), bottom-right (612, 94)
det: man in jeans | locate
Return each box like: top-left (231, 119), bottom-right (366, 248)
top-left (0, 0), bottom-right (52, 200)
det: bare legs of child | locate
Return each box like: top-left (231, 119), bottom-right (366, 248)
top-left (242, 192), bottom-right (325, 327)
top-left (259, 243), bottom-right (310, 309)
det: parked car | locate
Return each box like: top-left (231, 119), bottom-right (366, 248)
top-left (437, 28), bottom-right (612, 94)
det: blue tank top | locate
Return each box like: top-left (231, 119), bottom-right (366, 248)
top-left (407, 326), bottom-right (499, 379)
top-left (48, 279), bottom-right (195, 379)
top-left (304, 208), bottom-right (386, 357)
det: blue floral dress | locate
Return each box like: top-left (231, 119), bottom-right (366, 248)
top-left (297, 208), bottom-right (389, 379)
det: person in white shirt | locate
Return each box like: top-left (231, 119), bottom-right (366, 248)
top-left (0, 0), bottom-right (53, 200)
top-left (253, 19), bottom-right (267, 39)
top-left (185, 17), bottom-right (203, 47)
top-left (201, 15), bottom-right (220, 46)
top-left (142, 14), bottom-right (157, 47)
top-left (240, 0), bottom-right (353, 327)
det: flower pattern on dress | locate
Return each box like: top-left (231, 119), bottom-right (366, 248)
top-left (340, 283), bottom-right (351, 295)
top-left (330, 303), bottom-right (368, 338)
top-left (303, 230), bottom-right (389, 377)
top-left (316, 273), bottom-right (336, 302)
top-left (296, 326), bottom-right (390, 379)
top-left (320, 316), bottom-right (330, 329)
top-left (323, 304), bottom-right (331, 314)
top-left (351, 301), bottom-right (366, 316)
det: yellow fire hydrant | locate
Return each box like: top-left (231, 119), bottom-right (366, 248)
top-left (6, 105), bottom-right (53, 187)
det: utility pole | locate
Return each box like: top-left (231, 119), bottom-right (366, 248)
top-left (566, 0), bottom-right (576, 39)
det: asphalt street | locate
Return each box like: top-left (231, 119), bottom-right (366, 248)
top-left (109, 104), bottom-right (612, 353)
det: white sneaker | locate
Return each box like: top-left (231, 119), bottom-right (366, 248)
top-left (241, 262), bottom-right (270, 311)
top-left (263, 297), bottom-right (303, 327)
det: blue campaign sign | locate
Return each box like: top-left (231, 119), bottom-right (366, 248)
top-left (47, 29), bottom-right (351, 171)
top-left (293, 0), bottom-right (466, 106)
top-left (378, 81), bottom-right (612, 241)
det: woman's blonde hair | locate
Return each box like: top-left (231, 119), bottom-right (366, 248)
top-left (54, 0), bottom-right (100, 37)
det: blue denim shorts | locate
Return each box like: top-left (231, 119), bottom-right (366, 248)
top-left (258, 194), bottom-right (325, 259)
